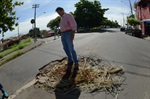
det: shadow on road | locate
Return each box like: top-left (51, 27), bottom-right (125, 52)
top-left (54, 70), bottom-right (81, 99)
top-left (77, 28), bottom-right (117, 34)
top-left (98, 29), bottom-right (116, 33)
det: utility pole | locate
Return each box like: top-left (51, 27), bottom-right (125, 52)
top-left (129, 0), bottom-right (133, 15)
top-left (17, 17), bottom-right (20, 40)
top-left (121, 0), bottom-right (133, 16)
top-left (121, 13), bottom-right (125, 27)
top-left (32, 4), bottom-right (39, 42)
top-left (18, 23), bottom-right (19, 39)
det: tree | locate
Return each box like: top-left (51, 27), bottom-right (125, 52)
top-left (47, 16), bottom-right (60, 30)
top-left (40, 30), bottom-right (48, 38)
top-left (28, 28), bottom-right (41, 38)
top-left (102, 18), bottom-right (120, 28)
top-left (0, 0), bottom-right (23, 37)
top-left (47, 13), bottom-right (75, 30)
top-left (127, 18), bottom-right (140, 26)
top-left (74, 0), bottom-right (108, 30)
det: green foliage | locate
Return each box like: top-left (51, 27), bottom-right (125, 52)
top-left (41, 30), bottom-right (48, 35)
top-left (0, 0), bottom-right (23, 36)
top-left (47, 16), bottom-right (61, 30)
top-left (28, 28), bottom-right (41, 38)
top-left (74, 0), bottom-right (108, 29)
top-left (127, 18), bottom-right (140, 26)
top-left (0, 38), bottom-right (32, 58)
top-left (103, 19), bottom-right (120, 28)
top-left (40, 30), bottom-right (48, 37)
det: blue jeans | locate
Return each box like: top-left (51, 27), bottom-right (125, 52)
top-left (61, 32), bottom-right (78, 64)
top-left (0, 83), bottom-right (4, 93)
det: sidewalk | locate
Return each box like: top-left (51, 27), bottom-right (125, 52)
top-left (0, 40), bottom-right (44, 66)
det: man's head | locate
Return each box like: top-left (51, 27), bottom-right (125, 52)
top-left (56, 7), bottom-right (64, 17)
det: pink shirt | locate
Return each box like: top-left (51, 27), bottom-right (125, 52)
top-left (60, 13), bottom-right (77, 32)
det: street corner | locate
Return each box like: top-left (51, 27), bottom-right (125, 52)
top-left (34, 56), bottom-right (126, 99)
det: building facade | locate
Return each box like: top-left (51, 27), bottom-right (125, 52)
top-left (135, 0), bottom-right (150, 36)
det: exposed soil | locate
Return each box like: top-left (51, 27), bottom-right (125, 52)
top-left (34, 56), bottom-right (125, 96)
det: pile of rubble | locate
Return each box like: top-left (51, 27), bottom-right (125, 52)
top-left (34, 56), bottom-right (125, 95)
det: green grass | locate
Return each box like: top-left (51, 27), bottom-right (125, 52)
top-left (0, 52), bottom-right (24, 66)
top-left (0, 38), bottom-right (32, 59)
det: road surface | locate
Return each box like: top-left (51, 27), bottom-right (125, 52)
top-left (0, 28), bottom-right (150, 99)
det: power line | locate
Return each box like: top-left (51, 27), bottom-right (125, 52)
top-left (36, 0), bottom-right (57, 16)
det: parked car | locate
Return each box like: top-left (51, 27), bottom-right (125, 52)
top-left (125, 27), bottom-right (142, 38)
top-left (132, 28), bottom-right (142, 38)
top-left (125, 27), bottom-right (133, 35)
top-left (120, 27), bottom-right (126, 31)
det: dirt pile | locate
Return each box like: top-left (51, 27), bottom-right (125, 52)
top-left (34, 56), bottom-right (125, 95)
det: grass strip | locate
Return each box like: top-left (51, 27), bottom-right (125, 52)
top-left (0, 52), bottom-right (24, 66)
top-left (0, 38), bottom-right (32, 58)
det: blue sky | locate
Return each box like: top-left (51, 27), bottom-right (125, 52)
top-left (1, 0), bottom-right (137, 39)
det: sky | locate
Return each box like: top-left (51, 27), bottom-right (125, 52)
top-left (1, 0), bottom-right (138, 39)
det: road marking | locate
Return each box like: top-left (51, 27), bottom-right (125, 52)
top-left (8, 79), bottom-right (36, 99)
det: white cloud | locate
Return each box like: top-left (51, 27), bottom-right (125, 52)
top-left (19, 12), bottom-right (58, 33)
top-left (2, 13), bottom-right (58, 39)
top-left (36, 13), bottom-right (58, 29)
top-left (104, 6), bottom-right (131, 26)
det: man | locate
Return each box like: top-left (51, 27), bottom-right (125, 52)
top-left (54, 26), bottom-right (59, 40)
top-left (56, 7), bottom-right (78, 79)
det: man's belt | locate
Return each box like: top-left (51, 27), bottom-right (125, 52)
top-left (62, 29), bottom-right (72, 33)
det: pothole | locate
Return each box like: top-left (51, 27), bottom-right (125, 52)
top-left (34, 56), bottom-right (125, 96)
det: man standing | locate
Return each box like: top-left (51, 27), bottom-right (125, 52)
top-left (54, 26), bottom-right (59, 40)
top-left (56, 7), bottom-right (78, 79)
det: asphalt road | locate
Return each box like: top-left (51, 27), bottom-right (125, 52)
top-left (0, 28), bottom-right (150, 99)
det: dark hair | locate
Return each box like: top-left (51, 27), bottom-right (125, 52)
top-left (55, 7), bottom-right (64, 12)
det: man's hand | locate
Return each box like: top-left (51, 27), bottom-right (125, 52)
top-left (71, 31), bottom-right (75, 41)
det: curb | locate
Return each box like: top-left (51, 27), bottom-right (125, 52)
top-left (0, 41), bottom-right (44, 66)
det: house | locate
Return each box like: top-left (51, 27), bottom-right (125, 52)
top-left (1, 37), bottom-right (20, 50)
top-left (135, 0), bottom-right (150, 36)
